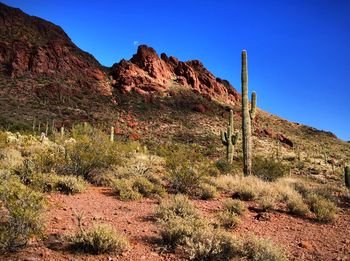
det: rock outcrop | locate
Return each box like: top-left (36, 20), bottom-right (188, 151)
top-left (0, 2), bottom-right (111, 96)
top-left (110, 45), bottom-right (240, 104)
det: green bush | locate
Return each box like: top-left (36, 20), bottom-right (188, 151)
top-left (63, 126), bottom-right (123, 177)
top-left (69, 223), bottom-right (129, 254)
top-left (243, 236), bottom-right (288, 261)
top-left (252, 156), bottom-right (289, 181)
top-left (307, 194), bottom-right (338, 223)
top-left (0, 175), bottom-right (45, 251)
top-left (185, 229), bottom-right (243, 260)
top-left (163, 144), bottom-right (207, 193)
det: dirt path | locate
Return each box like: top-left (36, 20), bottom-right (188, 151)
top-left (3, 186), bottom-right (350, 261)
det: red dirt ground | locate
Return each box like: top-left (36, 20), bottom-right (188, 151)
top-left (2, 186), bottom-right (350, 261)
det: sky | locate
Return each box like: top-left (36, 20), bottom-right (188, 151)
top-left (3, 0), bottom-right (350, 140)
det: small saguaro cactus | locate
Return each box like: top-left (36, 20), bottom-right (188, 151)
top-left (60, 126), bottom-right (65, 138)
top-left (51, 119), bottom-right (56, 134)
top-left (221, 110), bottom-right (240, 164)
top-left (45, 121), bottom-right (49, 136)
top-left (241, 50), bottom-right (257, 176)
top-left (110, 126), bottom-right (114, 142)
top-left (345, 165), bottom-right (350, 189)
top-left (32, 118), bottom-right (36, 133)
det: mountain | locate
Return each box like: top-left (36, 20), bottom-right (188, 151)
top-left (0, 2), bottom-right (349, 170)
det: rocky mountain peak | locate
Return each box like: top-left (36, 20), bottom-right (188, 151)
top-left (110, 45), bottom-right (240, 104)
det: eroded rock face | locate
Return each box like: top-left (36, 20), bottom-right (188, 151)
top-left (110, 45), bottom-right (240, 104)
top-left (0, 3), bottom-right (112, 96)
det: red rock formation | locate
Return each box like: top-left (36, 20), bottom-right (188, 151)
top-left (0, 3), bottom-right (111, 96)
top-left (110, 45), bottom-right (240, 104)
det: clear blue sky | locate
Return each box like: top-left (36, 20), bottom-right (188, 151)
top-left (3, 0), bottom-right (350, 140)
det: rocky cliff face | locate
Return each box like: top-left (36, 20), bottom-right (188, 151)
top-left (110, 45), bottom-right (240, 104)
top-left (0, 2), bottom-right (111, 96)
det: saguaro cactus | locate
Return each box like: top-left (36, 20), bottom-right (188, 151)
top-left (110, 126), bottom-right (114, 142)
top-left (221, 110), bottom-right (239, 163)
top-left (60, 126), bottom-right (65, 138)
top-left (241, 50), bottom-right (257, 176)
top-left (345, 165), bottom-right (350, 189)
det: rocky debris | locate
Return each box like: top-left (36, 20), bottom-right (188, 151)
top-left (257, 128), bottom-right (294, 147)
top-left (110, 45), bottom-right (240, 104)
top-left (193, 104), bottom-right (207, 113)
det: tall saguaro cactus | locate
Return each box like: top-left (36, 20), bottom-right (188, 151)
top-left (241, 50), bottom-right (257, 176)
top-left (221, 110), bottom-right (239, 163)
top-left (345, 165), bottom-right (350, 189)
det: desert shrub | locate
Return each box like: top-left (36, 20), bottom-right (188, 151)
top-left (156, 194), bottom-right (199, 221)
top-left (86, 168), bottom-right (117, 186)
top-left (159, 215), bottom-right (208, 249)
top-left (0, 175), bottom-right (45, 251)
top-left (0, 131), bottom-right (7, 148)
top-left (63, 126), bottom-right (124, 177)
top-left (24, 172), bottom-right (86, 194)
top-left (307, 194), bottom-right (337, 222)
top-left (132, 176), bottom-right (166, 197)
top-left (214, 175), bottom-right (266, 201)
top-left (69, 223), bottom-right (129, 254)
top-left (234, 181), bottom-right (259, 201)
top-left (217, 211), bottom-right (241, 229)
top-left (243, 236), bottom-right (288, 261)
top-left (54, 175), bottom-right (87, 194)
top-left (32, 145), bottom-right (66, 174)
top-left (111, 178), bottom-right (142, 201)
top-left (257, 186), bottom-right (282, 211)
top-left (277, 184), bottom-right (310, 216)
top-left (252, 156), bottom-right (289, 181)
top-left (215, 159), bottom-right (235, 174)
top-left (223, 199), bottom-right (246, 215)
top-left (196, 183), bottom-right (217, 200)
top-left (0, 147), bottom-right (23, 170)
top-left (28, 172), bottom-right (58, 192)
top-left (185, 229), bottom-right (243, 260)
top-left (162, 144), bottom-right (209, 193)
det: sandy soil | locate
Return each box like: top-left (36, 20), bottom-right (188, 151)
top-left (2, 186), bottom-right (350, 261)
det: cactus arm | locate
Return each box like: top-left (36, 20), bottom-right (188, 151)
top-left (221, 130), bottom-right (228, 146)
top-left (232, 131), bottom-right (240, 145)
top-left (250, 91), bottom-right (257, 120)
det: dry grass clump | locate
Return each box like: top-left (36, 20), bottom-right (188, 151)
top-left (243, 236), bottom-right (288, 261)
top-left (185, 229), bottom-right (243, 260)
top-left (69, 223), bottom-right (129, 254)
top-left (195, 182), bottom-right (218, 200)
top-left (216, 199), bottom-right (245, 229)
top-left (307, 194), bottom-right (338, 223)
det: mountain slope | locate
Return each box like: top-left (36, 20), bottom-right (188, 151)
top-left (0, 2), bottom-right (349, 176)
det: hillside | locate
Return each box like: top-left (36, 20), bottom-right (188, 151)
top-left (0, 2), bottom-right (349, 260)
